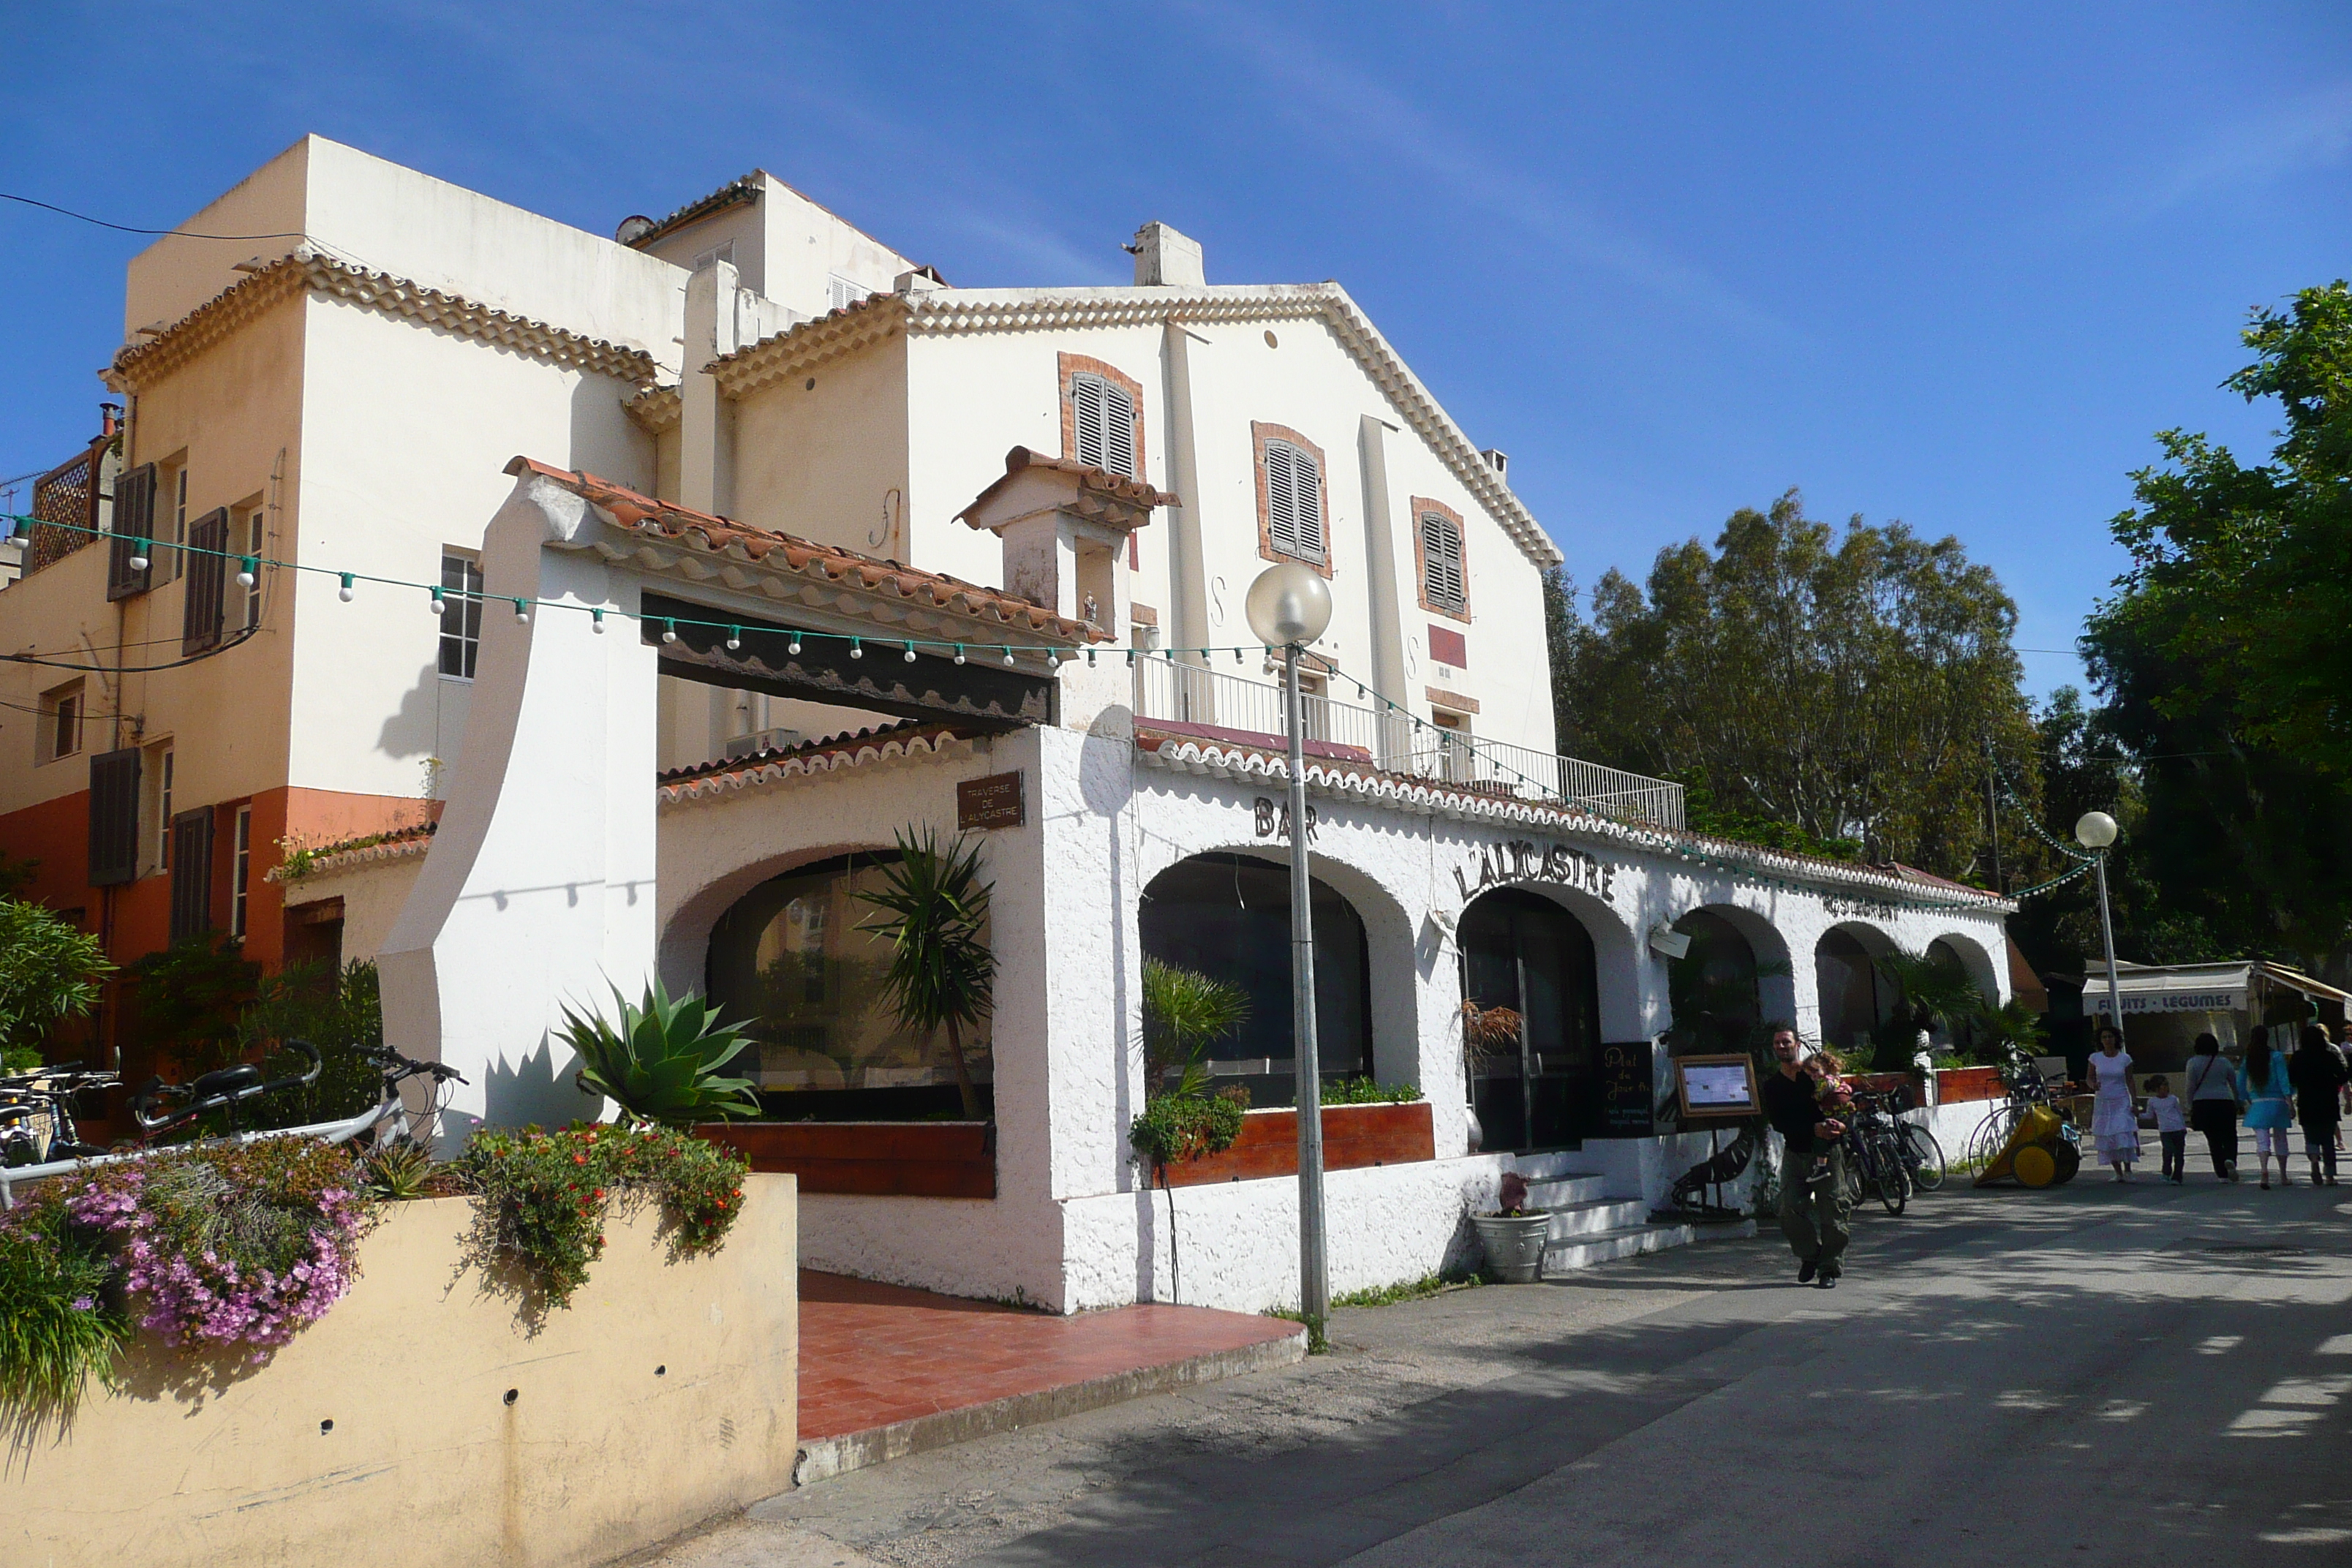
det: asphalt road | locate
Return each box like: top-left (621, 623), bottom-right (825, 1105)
top-left (641, 1170), bottom-right (2352, 1568)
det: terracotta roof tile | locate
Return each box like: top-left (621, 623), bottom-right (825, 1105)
top-left (955, 447), bottom-right (1175, 527)
top-left (504, 458), bottom-right (1111, 643)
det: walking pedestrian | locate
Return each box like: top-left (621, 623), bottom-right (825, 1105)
top-left (2291, 1024), bottom-right (2345, 1186)
top-left (2185, 1033), bottom-right (2239, 1181)
top-left (1762, 1026), bottom-right (1848, 1289)
top-left (2243, 1025), bottom-right (2296, 1189)
top-left (2144, 1075), bottom-right (2187, 1183)
top-left (2086, 1025), bottom-right (2141, 1180)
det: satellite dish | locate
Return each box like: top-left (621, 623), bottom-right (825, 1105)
top-left (614, 214), bottom-right (656, 246)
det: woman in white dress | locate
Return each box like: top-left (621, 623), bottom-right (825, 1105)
top-left (2087, 1025), bottom-right (2142, 1180)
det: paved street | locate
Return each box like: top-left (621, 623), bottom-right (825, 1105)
top-left (644, 1175), bottom-right (2352, 1568)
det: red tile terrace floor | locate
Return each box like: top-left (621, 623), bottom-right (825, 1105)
top-left (799, 1270), bottom-right (1303, 1460)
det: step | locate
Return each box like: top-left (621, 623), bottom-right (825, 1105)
top-left (1521, 1175), bottom-right (1609, 1210)
top-left (1542, 1198), bottom-right (1651, 1241)
top-left (1542, 1218), bottom-right (1757, 1275)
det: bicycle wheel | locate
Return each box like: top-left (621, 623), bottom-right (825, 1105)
top-left (1873, 1134), bottom-right (1910, 1215)
top-left (1901, 1123), bottom-right (1947, 1191)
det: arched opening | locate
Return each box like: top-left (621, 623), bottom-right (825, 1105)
top-left (1667, 908), bottom-right (1762, 1055)
top-left (1816, 926), bottom-right (1896, 1058)
top-left (1459, 887), bottom-right (1602, 1151)
top-left (1139, 853), bottom-right (1372, 1107)
top-left (704, 849), bottom-right (994, 1120)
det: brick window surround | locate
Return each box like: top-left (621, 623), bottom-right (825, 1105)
top-left (1251, 421), bottom-right (1332, 578)
top-left (1057, 354), bottom-right (1147, 478)
top-left (1411, 496), bottom-right (1471, 622)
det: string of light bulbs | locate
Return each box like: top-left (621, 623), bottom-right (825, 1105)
top-left (3, 508), bottom-right (2043, 914)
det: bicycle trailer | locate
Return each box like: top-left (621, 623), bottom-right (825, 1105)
top-left (1974, 1104), bottom-right (2082, 1188)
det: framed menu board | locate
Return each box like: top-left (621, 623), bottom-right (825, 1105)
top-left (1674, 1053), bottom-right (1760, 1122)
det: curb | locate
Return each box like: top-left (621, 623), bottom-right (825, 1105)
top-left (792, 1325), bottom-right (1308, 1487)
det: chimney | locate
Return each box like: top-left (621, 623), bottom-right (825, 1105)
top-left (681, 257), bottom-right (741, 515)
top-left (1480, 448), bottom-right (1509, 480)
top-left (1129, 222), bottom-right (1205, 287)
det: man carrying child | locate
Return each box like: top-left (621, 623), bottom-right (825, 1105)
top-left (1763, 1026), bottom-right (1850, 1288)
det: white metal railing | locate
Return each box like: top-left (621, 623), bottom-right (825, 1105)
top-left (1131, 658), bottom-right (1684, 829)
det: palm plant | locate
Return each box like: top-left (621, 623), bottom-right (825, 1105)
top-left (1874, 949), bottom-right (1989, 1060)
top-left (559, 979), bottom-right (761, 1127)
top-left (1142, 958), bottom-right (1250, 1101)
top-left (857, 829), bottom-right (996, 1120)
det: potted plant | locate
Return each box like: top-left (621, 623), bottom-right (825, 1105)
top-left (857, 828), bottom-right (997, 1120)
top-left (1128, 959), bottom-right (1251, 1177)
top-left (1471, 1172), bottom-right (1550, 1283)
top-left (1458, 1001), bottom-right (1522, 1154)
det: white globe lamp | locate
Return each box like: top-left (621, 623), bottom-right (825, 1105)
top-left (1244, 561), bottom-right (1332, 648)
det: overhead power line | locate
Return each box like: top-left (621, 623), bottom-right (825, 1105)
top-left (0, 192), bottom-right (309, 241)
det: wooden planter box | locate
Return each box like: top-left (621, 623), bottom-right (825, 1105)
top-left (1935, 1066), bottom-right (2007, 1104)
top-left (697, 1120), bottom-right (995, 1199)
top-left (1158, 1101), bottom-right (1436, 1189)
top-left (1847, 1071), bottom-right (1929, 1107)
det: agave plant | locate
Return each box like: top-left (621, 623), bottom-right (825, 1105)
top-left (857, 829), bottom-right (996, 1120)
top-left (559, 979), bottom-right (761, 1128)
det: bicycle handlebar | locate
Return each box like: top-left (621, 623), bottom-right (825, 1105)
top-left (131, 1040), bottom-right (323, 1132)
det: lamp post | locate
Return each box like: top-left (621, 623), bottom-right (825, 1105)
top-left (2075, 811), bottom-right (2125, 1036)
top-left (1245, 561), bottom-right (1334, 1343)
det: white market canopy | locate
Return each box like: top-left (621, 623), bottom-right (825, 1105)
top-left (2081, 960), bottom-right (2348, 1018)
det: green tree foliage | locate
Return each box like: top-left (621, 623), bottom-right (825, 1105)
top-left (0, 902), bottom-right (112, 1070)
top-left (124, 935), bottom-right (260, 1074)
top-left (2083, 282), bottom-right (2352, 965)
top-left (856, 829), bottom-right (996, 1120)
top-left (246, 960), bottom-right (391, 1127)
top-left (1550, 492), bottom-right (2032, 875)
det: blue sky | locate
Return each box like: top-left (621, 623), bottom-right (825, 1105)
top-left (5, 2), bottom-right (2349, 696)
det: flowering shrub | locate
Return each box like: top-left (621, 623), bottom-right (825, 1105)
top-left (55, 1138), bottom-right (374, 1356)
top-left (0, 1186), bottom-right (129, 1429)
top-left (458, 1123), bottom-right (748, 1313)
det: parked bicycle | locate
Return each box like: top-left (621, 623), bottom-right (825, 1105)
top-left (1839, 1090), bottom-right (1912, 1215)
top-left (1963, 1058), bottom-right (2080, 1178)
top-left (1869, 1079), bottom-right (1947, 1193)
top-left (0, 1063), bottom-right (120, 1167)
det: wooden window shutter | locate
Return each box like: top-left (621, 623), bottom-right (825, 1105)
top-left (181, 508), bottom-right (230, 655)
top-left (1265, 440), bottom-right (1323, 562)
top-left (1101, 381), bottom-right (1135, 478)
top-left (87, 748), bottom-right (141, 887)
top-left (107, 464), bottom-right (157, 601)
top-left (1421, 512), bottom-right (1466, 612)
top-left (1070, 372), bottom-right (1138, 478)
top-left (168, 808), bottom-right (215, 942)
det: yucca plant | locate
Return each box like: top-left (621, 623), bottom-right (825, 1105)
top-left (857, 829), bottom-right (996, 1119)
top-left (1142, 958), bottom-right (1250, 1101)
top-left (1874, 949), bottom-right (1990, 1060)
top-left (559, 979), bottom-right (761, 1128)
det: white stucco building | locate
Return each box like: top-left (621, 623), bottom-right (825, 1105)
top-left (3, 139), bottom-right (2016, 1310)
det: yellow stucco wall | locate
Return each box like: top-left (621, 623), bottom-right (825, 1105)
top-left (4, 1172), bottom-right (797, 1568)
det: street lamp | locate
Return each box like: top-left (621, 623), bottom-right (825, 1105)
top-left (1245, 561), bottom-right (1334, 1343)
top-left (2075, 810), bottom-right (2125, 1038)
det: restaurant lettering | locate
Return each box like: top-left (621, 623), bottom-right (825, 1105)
top-left (1253, 796), bottom-right (1320, 843)
top-left (1453, 840), bottom-right (1616, 902)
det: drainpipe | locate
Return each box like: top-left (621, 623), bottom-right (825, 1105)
top-left (682, 259), bottom-right (739, 516)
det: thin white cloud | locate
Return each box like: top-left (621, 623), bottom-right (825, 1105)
top-left (1174, 0), bottom-right (1798, 344)
top-left (2140, 80), bottom-right (2352, 214)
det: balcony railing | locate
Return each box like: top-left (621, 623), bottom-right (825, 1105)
top-left (1131, 657), bottom-right (1684, 829)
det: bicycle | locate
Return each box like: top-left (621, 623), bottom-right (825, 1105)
top-left (1870, 1079), bottom-right (1947, 1192)
top-left (1839, 1090), bottom-right (1912, 1215)
top-left (0, 1063), bottom-right (120, 1166)
top-left (1, 1040), bottom-right (466, 1207)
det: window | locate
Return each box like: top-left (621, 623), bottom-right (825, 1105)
top-left (1414, 500), bottom-right (1468, 618)
top-left (153, 744), bottom-right (174, 872)
top-left (240, 505), bottom-right (264, 630)
top-left (87, 748), bottom-right (141, 888)
top-left (1253, 423), bottom-right (1328, 570)
top-left (1070, 374), bottom-right (1137, 478)
top-left (690, 239), bottom-right (736, 273)
top-left (826, 274), bottom-right (869, 313)
top-left (230, 804), bottom-right (253, 940)
top-left (705, 852), bottom-right (995, 1106)
top-left (181, 508), bottom-right (229, 655)
top-left (437, 551), bottom-right (483, 679)
top-left (38, 680), bottom-right (84, 764)
top-left (1459, 888), bottom-right (1600, 1148)
top-left (107, 464), bottom-right (156, 600)
top-left (168, 807), bottom-right (214, 942)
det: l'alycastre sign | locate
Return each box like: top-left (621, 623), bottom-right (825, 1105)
top-left (1452, 839), bottom-right (1618, 903)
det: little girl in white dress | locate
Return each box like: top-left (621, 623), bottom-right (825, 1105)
top-left (2087, 1025), bottom-right (2141, 1180)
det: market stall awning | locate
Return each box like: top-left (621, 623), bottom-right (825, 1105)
top-left (2080, 960), bottom-right (2348, 1018)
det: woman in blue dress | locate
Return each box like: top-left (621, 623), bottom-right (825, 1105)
top-left (2242, 1025), bottom-right (2296, 1188)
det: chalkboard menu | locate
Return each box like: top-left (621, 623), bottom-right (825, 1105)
top-left (1599, 1040), bottom-right (1654, 1137)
